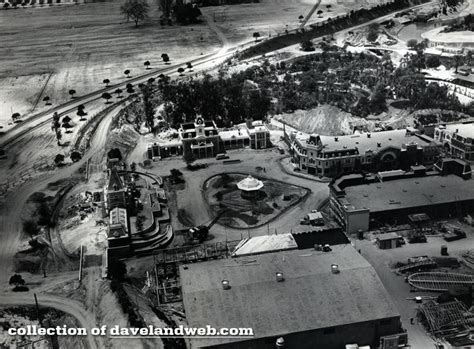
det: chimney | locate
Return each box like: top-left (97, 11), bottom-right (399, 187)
top-left (334, 137), bottom-right (339, 142)
top-left (377, 142), bottom-right (381, 147)
top-left (275, 272), bottom-right (285, 282)
top-left (222, 280), bottom-right (231, 290)
top-left (367, 133), bottom-right (371, 138)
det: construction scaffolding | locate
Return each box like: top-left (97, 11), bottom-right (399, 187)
top-left (153, 241), bottom-right (241, 303)
top-left (408, 272), bottom-right (474, 292)
top-left (418, 300), bottom-right (472, 335)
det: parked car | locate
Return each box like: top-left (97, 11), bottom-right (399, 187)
top-left (216, 153), bottom-right (229, 160)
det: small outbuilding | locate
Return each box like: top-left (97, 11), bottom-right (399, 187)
top-left (376, 232), bottom-right (401, 250)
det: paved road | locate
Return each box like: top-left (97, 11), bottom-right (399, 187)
top-left (130, 148), bottom-right (330, 242)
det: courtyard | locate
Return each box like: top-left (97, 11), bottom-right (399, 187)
top-left (203, 172), bottom-right (309, 229)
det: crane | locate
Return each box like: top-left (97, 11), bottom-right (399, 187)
top-left (299, 0), bottom-right (323, 30)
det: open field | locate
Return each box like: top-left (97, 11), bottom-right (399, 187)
top-left (201, 0), bottom-right (391, 44)
top-left (0, 0), bottom-right (221, 127)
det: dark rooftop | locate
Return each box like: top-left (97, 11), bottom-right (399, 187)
top-left (342, 174), bottom-right (474, 213)
top-left (180, 245), bottom-right (399, 348)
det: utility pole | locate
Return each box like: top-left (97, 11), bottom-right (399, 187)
top-left (78, 245), bottom-right (84, 283)
top-left (34, 293), bottom-right (42, 324)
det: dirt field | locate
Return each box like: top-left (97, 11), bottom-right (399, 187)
top-left (202, 0), bottom-right (391, 44)
top-left (0, 0), bottom-right (221, 127)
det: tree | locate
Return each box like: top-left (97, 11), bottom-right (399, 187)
top-left (54, 154), bottom-right (65, 166)
top-left (298, 14), bottom-right (304, 21)
top-left (102, 92), bottom-right (113, 104)
top-left (23, 220), bottom-right (40, 237)
top-left (9, 274), bottom-right (25, 288)
top-left (426, 55), bottom-right (441, 68)
top-left (140, 84), bottom-right (155, 131)
top-left (144, 60), bottom-right (151, 69)
top-left (326, 4), bottom-right (331, 11)
top-left (366, 23), bottom-right (379, 43)
top-left (161, 53), bottom-right (170, 64)
top-left (11, 113), bottom-right (21, 122)
top-left (55, 129), bottom-right (62, 146)
top-left (186, 62), bottom-right (193, 71)
top-left (300, 40), bottom-right (315, 52)
top-left (77, 107), bottom-right (87, 120)
top-left (115, 88), bottom-right (123, 98)
top-left (62, 115), bottom-right (72, 128)
top-left (108, 259), bottom-right (126, 281)
top-left (317, 10), bottom-right (323, 17)
top-left (120, 0), bottom-right (149, 27)
top-left (130, 162), bottom-right (137, 172)
top-left (173, 3), bottom-right (201, 24)
top-left (43, 96), bottom-right (51, 105)
top-left (124, 69), bottom-right (131, 78)
top-left (252, 32), bottom-right (261, 42)
top-left (177, 67), bottom-right (185, 76)
top-left (103, 78), bottom-right (110, 87)
top-left (453, 55), bottom-right (462, 73)
top-left (407, 39), bottom-right (418, 49)
top-left (69, 89), bottom-right (76, 99)
top-left (70, 151), bottom-right (82, 162)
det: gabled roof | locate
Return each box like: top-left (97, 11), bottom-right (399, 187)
top-left (107, 169), bottom-right (124, 191)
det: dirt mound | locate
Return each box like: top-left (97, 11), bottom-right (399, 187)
top-left (275, 104), bottom-right (374, 135)
top-left (106, 124), bottom-right (140, 157)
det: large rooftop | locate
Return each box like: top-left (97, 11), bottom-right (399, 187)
top-left (315, 129), bottom-right (435, 154)
top-left (180, 245), bottom-right (399, 348)
top-left (442, 123), bottom-right (474, 140)
top-left (343, 174), bottom-right (474, 213)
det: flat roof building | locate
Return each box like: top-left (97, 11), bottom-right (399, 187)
top-left (330, 164), bottom-right (474, 233)
top-left (434, 122), bottom-right (474, 162)
top-left (180, 245), bottom-right (402, 349)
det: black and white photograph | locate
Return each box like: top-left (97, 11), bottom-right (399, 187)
top-left (0, 0), bottom-right (473, 348)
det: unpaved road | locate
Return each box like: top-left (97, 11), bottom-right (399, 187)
top-left (0, 291), bottom-right (101, 349)
top-left (0, 102), bottom-right (121, 285)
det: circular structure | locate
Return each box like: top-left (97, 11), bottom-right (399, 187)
top-left (236, 175), bottom-right (264, 200)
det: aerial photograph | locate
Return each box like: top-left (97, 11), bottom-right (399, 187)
top-left (0, 0), bottom-right (473, 348)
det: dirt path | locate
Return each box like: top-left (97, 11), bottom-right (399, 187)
top-left (0, 292), bottom-right (100, 349)
top-left (0, 103), bottom-right (121, 286)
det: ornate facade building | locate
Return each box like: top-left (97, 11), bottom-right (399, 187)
top-left (289, 128), bottom-right (441, 178)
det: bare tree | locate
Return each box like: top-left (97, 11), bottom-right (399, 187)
top-left (121, 0), bottom-right (150, 27)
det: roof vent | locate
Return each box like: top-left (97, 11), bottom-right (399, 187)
top-left (276, 272), bottom-right (285, 282)
top-left (221, 280), bottom-right (231, 290)
top-left (276, 337), bottom-right (285, 348)
top-left (331, 264), bottom-right (340, 274)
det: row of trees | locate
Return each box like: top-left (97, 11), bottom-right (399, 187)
top-left (125, 45), bottom-right (469, 132)
top-left (121, 0), bottom-right (202, 27)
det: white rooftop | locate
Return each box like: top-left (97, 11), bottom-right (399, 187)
top-left (232, 234), bottom-right (298, 257)
top-left (236, 175), bottom-right (264, 192)
top-left (218, 128), bottom-right (249, 141)
top-left (442, 123), bottom-right (474, 140)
